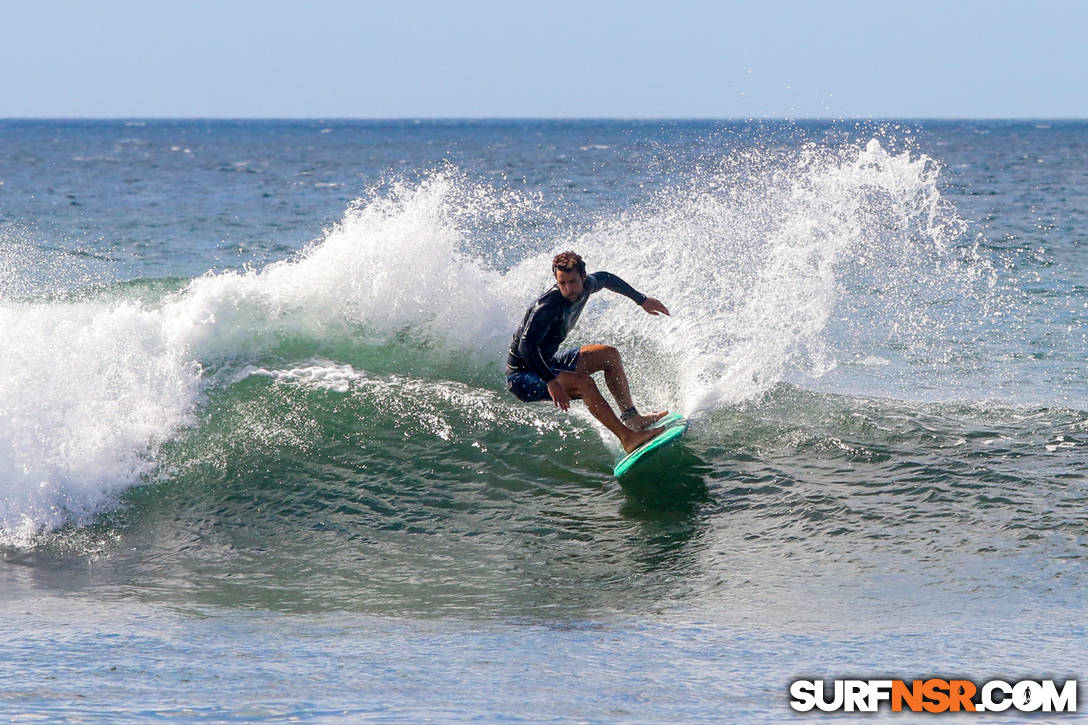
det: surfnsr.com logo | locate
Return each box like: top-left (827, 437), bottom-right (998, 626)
top-left (789, 679), bottom-right (1077, 713)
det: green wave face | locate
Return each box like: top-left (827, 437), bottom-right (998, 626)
top-left (26, 366), bottom-right (1082, 621)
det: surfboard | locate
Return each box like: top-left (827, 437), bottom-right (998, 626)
top-left (613, 412), bottom-right (688, 477)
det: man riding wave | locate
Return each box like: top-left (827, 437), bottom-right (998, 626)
top-left (505, 251), bottom-right (669, 453)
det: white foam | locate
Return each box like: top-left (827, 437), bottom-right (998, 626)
top-left (0, 299), bottom-right (200, 545)
top-left (854, 355), bottom-right (891, 367)
top-left (233, 359), bottom-right (570, 442)
top-left (0, 172), bottom-right (532, 544)
top-left (234, 360), bottom-right (365, 393)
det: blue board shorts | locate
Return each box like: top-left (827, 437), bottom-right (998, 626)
top-left (506, 347), bottom-right (581, 402)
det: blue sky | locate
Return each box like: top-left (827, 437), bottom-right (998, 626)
top-left (2, 0), bottom-right (1085, 118)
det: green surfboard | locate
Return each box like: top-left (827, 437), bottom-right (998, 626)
top-left (613, 412), bottom-right (688, 477)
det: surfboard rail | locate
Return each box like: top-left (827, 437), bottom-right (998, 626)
top-left (613, 413), bottom-right (688, 476)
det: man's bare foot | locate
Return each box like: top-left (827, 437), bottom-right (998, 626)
top-left (626, 410), bottom-right (668, 430)
top-left (621, 425), bottom-right (665, 453)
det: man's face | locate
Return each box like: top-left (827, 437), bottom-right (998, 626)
top-left (555, 268), bottom-right (585, 301)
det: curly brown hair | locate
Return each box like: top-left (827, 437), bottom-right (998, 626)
top-left (551, 251), bottom-right (586, 276)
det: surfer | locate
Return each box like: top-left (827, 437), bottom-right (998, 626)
top-left (506, 251), bottom-right (670, 453)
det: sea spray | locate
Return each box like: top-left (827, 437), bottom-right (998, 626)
top-left (559, 139), bottom-right (981, 414)
top-left (0, 227), bottom-right (114, 302)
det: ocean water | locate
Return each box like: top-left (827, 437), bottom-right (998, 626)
top-left (1, 119), bottom-right (1086, 722)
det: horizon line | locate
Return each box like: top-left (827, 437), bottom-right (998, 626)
top-left (2, 115), bottom-right (1087, 123)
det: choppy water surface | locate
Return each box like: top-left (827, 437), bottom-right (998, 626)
top-left (1, 120), bottom-right (1086, 721)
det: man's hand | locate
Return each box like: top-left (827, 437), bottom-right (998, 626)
top-left (547, 378), bottom-right (571, 410)
top-left (641, 297), bottom-right (670, 316)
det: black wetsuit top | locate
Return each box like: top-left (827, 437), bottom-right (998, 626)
top-left (506, 271), bottom-right (647, 382)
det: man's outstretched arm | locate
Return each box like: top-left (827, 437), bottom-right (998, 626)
top-left (592, 271), bottom-right (670, 316)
